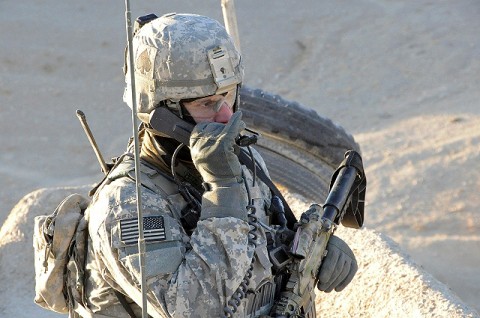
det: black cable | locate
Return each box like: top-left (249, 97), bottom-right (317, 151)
top-left (170, 143), bottom-right (185, 184)
top-left (246, 145), bottom-right (256, 188)
top-left (222, 145), bottom-right (259, 317)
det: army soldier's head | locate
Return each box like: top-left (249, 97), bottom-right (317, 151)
top-left (124, 13), bottom-right (243, 125)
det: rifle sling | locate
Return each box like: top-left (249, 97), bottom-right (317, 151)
top-left (238, 150), bottom-right (297, 229)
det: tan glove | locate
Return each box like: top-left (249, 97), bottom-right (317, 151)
top-left (317, 235), bottom-right (358, 292)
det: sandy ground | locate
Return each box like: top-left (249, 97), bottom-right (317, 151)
top-left (1, 0), bottom-right (479, 316)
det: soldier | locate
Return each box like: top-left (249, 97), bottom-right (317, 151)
top-left (83, 13), bottom-right (357, 317)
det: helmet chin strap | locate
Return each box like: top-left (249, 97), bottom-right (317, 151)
top-left (233, 84), bottom-right (241, 112)
top-left (164, 99), bottom-right (183, 117)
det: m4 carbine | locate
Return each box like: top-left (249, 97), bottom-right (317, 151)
top-left (272, 150), bottom-right (366, 317)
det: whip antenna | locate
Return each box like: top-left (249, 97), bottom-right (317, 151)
top-left (76, 110), bottom-right (109, 175)
top-left (124, 1), bottom-right (148, 317)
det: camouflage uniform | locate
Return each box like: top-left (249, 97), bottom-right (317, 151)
top-left (83, 13), bottom-right (279, 318)
top-left (84, 149), bottom-right (279, 318)
top-left (79, 12), bottom-right (351, 318)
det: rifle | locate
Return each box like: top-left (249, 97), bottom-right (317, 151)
top-left (272, 150), bottom-right (366, 317)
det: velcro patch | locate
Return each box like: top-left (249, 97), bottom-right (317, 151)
top-left (120, 216), bottom-right (166, 245)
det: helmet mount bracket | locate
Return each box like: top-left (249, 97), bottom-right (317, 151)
top-left (208, 46), bottom-right (238, 94)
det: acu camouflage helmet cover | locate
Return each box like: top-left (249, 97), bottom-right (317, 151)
top-left (123, 13), bottom-right (244, 120)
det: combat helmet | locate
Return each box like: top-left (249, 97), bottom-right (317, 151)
top-left (123, 13), bottom-right (244, 121)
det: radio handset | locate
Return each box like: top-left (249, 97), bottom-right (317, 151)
top-left (148, 107), bottom-right (259, 149)
top-left (148, 107), bottom-right (195, 145)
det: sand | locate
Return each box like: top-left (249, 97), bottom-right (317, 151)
top-left (1, 0), bottom-right (479, 316)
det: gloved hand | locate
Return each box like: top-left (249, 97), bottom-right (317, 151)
top-left (190, 112), bottom-right (248, 221)
top-left (190, 111), bottom-right (245, 185)
top-left (317, 235), bottom-right (357, 292)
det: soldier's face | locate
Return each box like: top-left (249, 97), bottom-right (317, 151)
top-left (182, 88), bottom-right (236, 124)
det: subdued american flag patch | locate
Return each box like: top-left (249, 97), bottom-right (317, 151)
top-left (120, 216), bottom-right (166, 245)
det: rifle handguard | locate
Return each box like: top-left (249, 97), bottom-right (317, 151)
top-left (272, 150), bottom-right (367, 317)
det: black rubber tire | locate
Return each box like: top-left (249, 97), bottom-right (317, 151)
top-left (239, 86), bottom-right (360, 202)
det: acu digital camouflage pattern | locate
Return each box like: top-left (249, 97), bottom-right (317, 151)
top-left (84, 149), bottom-right (280, 317)
top-left (33, 193), bottom-right (90, 315)
top-left (123, 13), bottom-right (244, 117)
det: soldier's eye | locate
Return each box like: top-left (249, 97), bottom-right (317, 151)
top-left (203, 101), bottom-right (217, 108)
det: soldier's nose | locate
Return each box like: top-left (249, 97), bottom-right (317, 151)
top-left (213, 102), bottom-right (233, 123)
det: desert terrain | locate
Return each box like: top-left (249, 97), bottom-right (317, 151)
top-left (1, 0), bottom-right (479, 317)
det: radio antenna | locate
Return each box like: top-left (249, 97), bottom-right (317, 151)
top-left (124, 1), bottom-right (148, 317)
